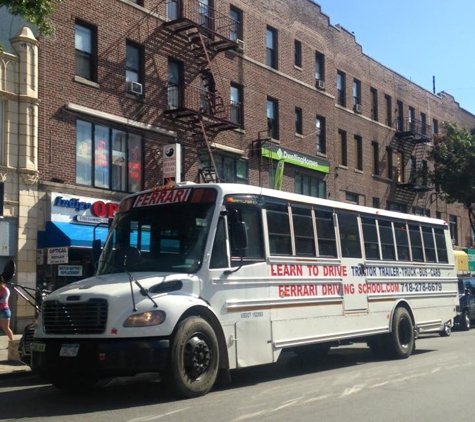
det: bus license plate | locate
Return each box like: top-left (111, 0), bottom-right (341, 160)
top-left (59, 344), bottom-right (80, 357)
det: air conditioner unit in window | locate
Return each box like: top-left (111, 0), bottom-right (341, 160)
top-left (354, 104), bottom-right (362, 114)
top-left (315, 79), bottom-right (325, 90)
top-left (126, 80), bottom-right (143, 95)
top-left (236, 39), bottom-right (245, 52)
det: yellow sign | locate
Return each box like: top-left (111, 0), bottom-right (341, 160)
top-left (274, 160), bottom-right (285, 190)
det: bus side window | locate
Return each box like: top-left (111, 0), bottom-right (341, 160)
top-left (362, 216), bottom-right (380, 260)
top-left (422, 226), bottom-right (437, 262)
top-left (210, 217), bottom-right (228, 269)
top-left (230, 207), bottom-right (264, 261)
top-left (394, 222), bottom-right (410, 261)
top-left (292, 205), bottom-right (315, 257)
top-left (409, 224), bottom-right (424, 262)
top-left (337, 210), bottom-right (362, 258)
top-left (379, 219), bottom-right (396, 260)
top-left (315, 208), bottom-right (337, 257)
top-left (434, 227), bottom-right (448, 263)
top-left (267, 203), bottom-right (292, 256)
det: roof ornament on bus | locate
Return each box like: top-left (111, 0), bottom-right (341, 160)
top-left (114, 246), bottom-right (158, 311)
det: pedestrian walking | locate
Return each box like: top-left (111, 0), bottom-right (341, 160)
top-left (0, 277), bottom-right (14, 342)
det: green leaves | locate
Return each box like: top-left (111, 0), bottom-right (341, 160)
top-left (0, 0), bottom-right (63, 36)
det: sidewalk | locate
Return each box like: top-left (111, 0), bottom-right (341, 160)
top-left (0, 334), bottom-right (32, 378)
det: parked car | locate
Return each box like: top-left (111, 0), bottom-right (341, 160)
top-left (454, 278), bottom-right (475, 330)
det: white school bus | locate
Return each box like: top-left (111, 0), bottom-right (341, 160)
top-left (31, 182), bottom-right (458, 398)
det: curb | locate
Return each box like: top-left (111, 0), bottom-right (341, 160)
top-left (0, 368), bottom-right (34, 380)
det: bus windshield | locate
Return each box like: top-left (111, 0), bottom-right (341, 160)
top-left (96, 201), bottom-right (216, 275)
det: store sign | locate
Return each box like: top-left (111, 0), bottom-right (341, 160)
top-left (467, 249), bottom-right (475, 273)
top-left (58, 265), bottom-right (83, 277)
top-left (52, 193), bottom-right (119, 224)
top-left (163, 143), bottom-right (182, 186)
top-left (47, 247), bottom-right (69, 264)
top-left (261, 144), bottom-right (330, 174)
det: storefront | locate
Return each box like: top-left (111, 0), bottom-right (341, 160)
top-left (37, 192), bottom-right (119, 291)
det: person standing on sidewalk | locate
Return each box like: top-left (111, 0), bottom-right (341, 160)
top-left (0, 277), bottom-right (14, 342)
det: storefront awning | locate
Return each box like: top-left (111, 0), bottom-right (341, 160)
top-left (38, 222), bottom-right (109, 249)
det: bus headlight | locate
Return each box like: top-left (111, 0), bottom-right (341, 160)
top-left (123, 310), bottom-right (166, 327)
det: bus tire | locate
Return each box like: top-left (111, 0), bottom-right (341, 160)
top-left (386, 307), bottom-right (414, 359)
top-left (460, 311), bottom-right (470, 331)
top-left (166, 316), bottom-right (219, 399)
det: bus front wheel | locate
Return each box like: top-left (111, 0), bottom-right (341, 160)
top-left (386, 307), bottom-right (414, 359)
top-left (166, 316), bottom-right (219, 399)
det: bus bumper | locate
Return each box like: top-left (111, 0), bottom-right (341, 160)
top-left (31, 338), bottom-right (170, 379)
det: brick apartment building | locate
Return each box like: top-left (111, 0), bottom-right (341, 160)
top-left (2, 0), bottom-right (475, 329)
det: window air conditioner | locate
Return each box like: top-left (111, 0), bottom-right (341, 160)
top-left (126, 80), bottom-right (143, 95)
top-left (354, 104), bottom-right (362, 114)
top-left (315, 79), bottom-right (325, 90)
top-left (236, 39), bottom-right (245, 52)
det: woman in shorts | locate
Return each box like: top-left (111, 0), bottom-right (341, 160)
top-left (0, 277), bottom-right (14, 341)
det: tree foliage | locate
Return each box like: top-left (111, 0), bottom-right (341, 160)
top-left (428, 122), bottom-right (475, 236)
top-left (0, 0), bottom-right (63, 37)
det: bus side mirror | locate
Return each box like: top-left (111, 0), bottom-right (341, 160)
top-left (0, 260), bottom-right (16, 283)
top-left (228, 208), bottom-right (248, 251)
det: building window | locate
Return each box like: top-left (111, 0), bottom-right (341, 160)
top-left (75, 21), bottom-right (97, 81)
top-left (230, 83), bottom-right (243, 126)
top-left (76, 120), bottom-right (142, 192)
top-left (295, 107), bottom-right (303, 135)
top-left (295, 173), bottom-right (326, 198)
top-left (370, 87), bottom-right (378, 121)
top-left (230, 6), bottom-right (243, 41)
top-left (267, 97), bottom-right (279, 139)
top-left (168, 59), bottom-right (183, 109)
top-left (387, 201), bottom-right (407, 213)
top-left (215, 153), bottom-right (248, 184)
top-left (129, 0), bottom-right (144, 5)
top-left (396, 100), bottom-right (404, 130)
top-left (449, 215), bottom-right (458, 245)
top-left (413, 207), bottom-right (430, 217)
top-left (433, 118), bottom-right (439, 135)
top-left (167, 0), bottom-right (180, 20)
top-left (353, 79), bottom-right (361, 108)
top-left (420, 112), bottom-right (427, 135)
top-left (386, 147), bottom-right (393, 179)
top-left (345, 192), bottom-right (359, 204)
top-left (408, 106), bottom-right (415, 131)
top-left (316, 115), bottom-right (326, 154)
top-left (339, 129), bottom-right (347, 166)
top-left (385, 94), bottom-right (392, 127)
top-left (372, 197), bottom-right (380, 209)
top-left (397, 151), bottom-right (404, 182)
top-left (337, 71), bottom-right (346, 107)
top-left (354, 135), bottom-right (363, 171)
top-left (126, 41), bottom-right (143, 91)
top-left (294, 40), bottom-right (302, 68)
top-left (266, 26), bottom-right (278, 69)
top-left (315, 52), bottom-right (324, 82)
top-left (372, 141), bottom-right (379, 175)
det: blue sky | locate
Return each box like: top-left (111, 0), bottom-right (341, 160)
top-left (314, 0), bottom-right (475, 115)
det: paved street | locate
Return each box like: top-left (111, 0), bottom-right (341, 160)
top-left (0, 330), bottom-right (473, 422)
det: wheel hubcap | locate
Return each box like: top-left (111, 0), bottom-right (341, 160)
top-left (184, 335), bottom-right (211, 379)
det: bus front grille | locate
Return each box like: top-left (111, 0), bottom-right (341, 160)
top-left (42, 299), bottom-right (108, 335)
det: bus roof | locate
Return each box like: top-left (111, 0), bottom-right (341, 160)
top-left (123, 182), bottom-right (448, 227)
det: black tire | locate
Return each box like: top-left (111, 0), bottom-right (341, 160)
top-left (460, 311), bottom-right (470, 331)
top-left (166, 316), bottom-right (219, 399)
top-left (439, 323), bottom-right (452, 337)
top-left (385, 307), bottom-right (414, 359)
top-left (51, 372), bottom-right (98, 394)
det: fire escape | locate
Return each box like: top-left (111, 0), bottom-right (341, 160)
top-left (162, 0), bottom-right (241, 183)
top-left (394, 117), bottom-right (432, 192)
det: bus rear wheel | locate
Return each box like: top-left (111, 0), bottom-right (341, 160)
top-left (386, 307), bottom-right (414, 359)
top-left (166, 316), bottom-right (219, 399)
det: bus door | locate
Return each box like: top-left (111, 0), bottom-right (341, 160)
top-left (336, 210), bottom-right (368, 313)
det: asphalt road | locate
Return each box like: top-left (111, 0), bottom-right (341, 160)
top-left (1, 330), bottom-right (473, 422)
